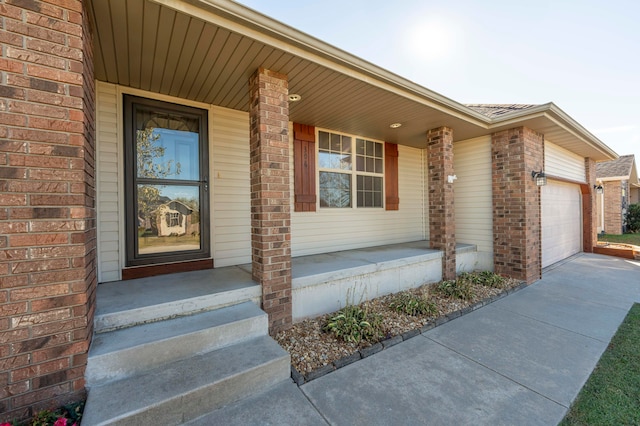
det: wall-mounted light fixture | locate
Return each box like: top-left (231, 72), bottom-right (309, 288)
top-left (447, 174), bottom-right (457, 184)
top-left (594, 184), bottom-right (604, 194)
top-left (531, 170), bottom-right (547, 186)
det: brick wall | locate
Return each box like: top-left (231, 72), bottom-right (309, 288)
top-left (492, 127), bottom-right (543, 284)
top-left (582, 158), bottom-right (597, 252)
top-left (426, 127), bottom-right (456, 280)
top-left (249, 68), bottom-right (292, 334)
top-left (603, 180), bottom-right (622, 234)
top-left (0, 0), bottom-right (96, 421)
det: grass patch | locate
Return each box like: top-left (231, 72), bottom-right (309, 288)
top-left (598, 233), bottom-right (640, 246)
top-left (560, 303), bottom-right (640, 426)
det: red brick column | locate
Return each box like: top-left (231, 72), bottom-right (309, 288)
top-left (582, 158), bottom-right (597, 252)
top-left (249, 68), bottom-right (292, 334)
top-left (0, 0), bottom-right (96, 421)
top-left (603, 181), bottom-right (622, 234)
top-left (426, 127), bottom-right (456, 280)
top-left (492, 127), bottom-right (543, 284)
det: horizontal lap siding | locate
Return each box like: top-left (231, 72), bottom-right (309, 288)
top-left (453, 136), bottom-right (493, 253)
top-left (545, 140), bottom-right (586, 182)
top-left (291, 143), bottom-right (426, 256)
top-left (96, 82), bottom-right (121, 282)
top-left (211, 107), bottom-right (251, 266)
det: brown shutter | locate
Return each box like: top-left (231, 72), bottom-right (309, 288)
top-left (385, 142), bottom-right (399, 211)
top-left (293, 123), bottom-right (316, 212)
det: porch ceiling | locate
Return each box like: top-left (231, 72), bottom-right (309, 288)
top-left (87, 0), bottom-right (617, 159)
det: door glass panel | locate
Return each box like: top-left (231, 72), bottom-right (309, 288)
top-left (136, 113), bottom-right (199, 181)
top-left (137, 185), bottom-right (200, 255)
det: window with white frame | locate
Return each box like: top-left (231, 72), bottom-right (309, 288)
top-left (318, 130), bottom-right (384, 208)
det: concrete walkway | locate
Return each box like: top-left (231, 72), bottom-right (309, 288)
top-left (198, 253), bottom-right (640, 425)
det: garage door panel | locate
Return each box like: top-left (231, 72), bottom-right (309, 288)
top-left (542, 181), bottom-right (582, 268)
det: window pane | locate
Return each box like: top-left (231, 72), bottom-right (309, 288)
top-left (375, 158), bottom-right (383, 173)
top-left (331, 133), bottom-right (341, 151)
top-left (366, 140), bottom-right (374, 156)
top-left (318, 152), bottom-right (332, 169)
top-left (319, 172), bottom-right (351, 208)
top-left (340, 154), bottom-right (352, 170)
top-left (136, 112), bottom-right (199, 181)
top-left (137, 184), bottom-right (200, 254)
top-left (374, 192), bottom-right (382, 207)
top-left (356, 156), bottom-right (364, 171)
top-left (342, 136), bottom-right (352, 153)
top-left (374, 176), bottom-right (382, 191)
top-left (356, 139), bottom-right (365, 155)
top-left (366, 157), bottom-right (374, 172)
top-left (319, 131), bottom-right (329, 150)
top-left (375, 142), bottom-right (382, 158)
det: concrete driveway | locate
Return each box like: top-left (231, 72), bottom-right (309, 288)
top-left (193, 253), bottom-right (640, 425)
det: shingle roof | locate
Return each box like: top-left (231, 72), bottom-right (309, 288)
top-left (465, 104), bottom-right (540, 119)
top-left (596, 154), bottom-right (635, 179)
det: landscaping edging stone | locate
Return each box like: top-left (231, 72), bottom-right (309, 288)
top-left (290, 281), bottom-right (528, 385)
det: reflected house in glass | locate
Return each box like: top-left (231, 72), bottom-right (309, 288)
top-left (151, 200), bottom-right (195, 237)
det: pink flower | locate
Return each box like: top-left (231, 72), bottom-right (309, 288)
top-left (54, 418), bottom-right (67, 426)
top-left (1, 423), bottom-right (12, 426)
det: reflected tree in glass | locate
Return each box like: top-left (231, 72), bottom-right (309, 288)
top-left (136, 128), bottom-right (181, 227)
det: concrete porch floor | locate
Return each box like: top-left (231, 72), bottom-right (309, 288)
top-left (95, 241), bottom-right (477, 330)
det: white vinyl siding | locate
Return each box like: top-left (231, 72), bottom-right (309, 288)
top-left (542, 180), bottom-right (582, 267)
top-left (453, 136), bottom-right (493, 253)
top-left (291, 139), bottom-right (426, 256)
top-left (95, 83), bottom-right (252, 278)
top-left (210, 107), bottom-right (251, 266)
top-left (96, 82), bottom-right (121, 283)
top-left (545, 141), bottom-right (586, 182)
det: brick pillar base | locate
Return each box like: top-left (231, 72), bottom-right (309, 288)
top-left (582, 158), bottom-right (597, 252)
top-left (427, 127), bottom-right (456, 280)
top-left (249, 68), bottom-right (292, 334)
top-left (492, 127), bottom-right (543, 284)
top-left (0, 0), bottom-right (96, 421)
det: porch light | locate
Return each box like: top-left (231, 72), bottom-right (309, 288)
top-left (531, 170), bottom-right (547, 186)
top-left (594, 184), bottom-right (604, 194)
top-left (288, 94), bottom-right (302, 102)
top-left (389, 123), bottom-right (402, 128)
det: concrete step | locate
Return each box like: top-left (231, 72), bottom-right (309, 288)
top-left (85, 301), bottom-right (267, 387)
top-left (82, 335), bottom-right (291, 426)
top-left (94, 266), bottom-right (261, 333)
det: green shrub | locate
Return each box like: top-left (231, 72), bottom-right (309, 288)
top-left (473, 271), bottom-right (506, 288)
top-left (389, 292), bottom-right (437, 316)
top-left (436, 278), bottom-right (475, 300)
top-left (323, 304), bottom-right (383, 344)
top-left (627, 203), bottom-right (640, 233)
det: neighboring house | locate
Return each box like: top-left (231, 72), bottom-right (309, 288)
top-left (596, 154), bottom-right (639, 234)
top-left (150, 200), bottom-right (194, 237)
top-left (0, 0), bottom-right (619, 421)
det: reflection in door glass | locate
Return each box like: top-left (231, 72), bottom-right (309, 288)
top-left (137, 185), bottom-right (201, 255)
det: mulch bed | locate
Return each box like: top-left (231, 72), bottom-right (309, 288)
top-left (275, 277), bottom-right (525, 385)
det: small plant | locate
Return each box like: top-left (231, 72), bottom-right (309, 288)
top-left (436, 278), bottom-right (475, 300)
top-left (389, 292), bottom-right (437, 316)
top-left (323, 304), bottom-right (383, 344)
top-left (474, 271), bottom-right (506, 288)
top-left (2, 401), bottom-right (83, 426)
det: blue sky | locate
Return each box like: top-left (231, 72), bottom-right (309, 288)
top-left (236, 0), bottom-right (640, 168)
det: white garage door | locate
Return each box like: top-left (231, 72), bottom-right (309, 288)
top-left (541, 181), bottom-right (582, 268)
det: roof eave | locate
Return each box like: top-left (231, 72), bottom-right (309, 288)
top-left (485, 103), bottom-right (617, 161)
top-left (168, 0), bottom-right (491, 126)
